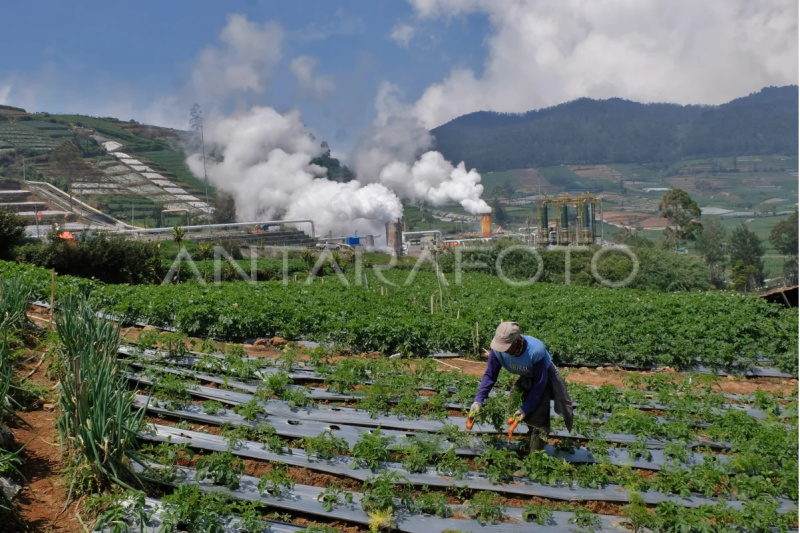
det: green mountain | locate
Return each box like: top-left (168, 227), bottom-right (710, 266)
top-left (430, 86), bottom-right (798, 172)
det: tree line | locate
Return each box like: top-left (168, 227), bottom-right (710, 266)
top-left (431, 86), bottom-right (798, 172)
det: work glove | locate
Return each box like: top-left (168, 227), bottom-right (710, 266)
top-left (468, 402), bottom-right (482, 418)
top-left (511, 409), bottom-right (525, 423)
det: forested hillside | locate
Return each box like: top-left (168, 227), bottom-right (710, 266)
top-left (431, 86), bottom-right (798, 172)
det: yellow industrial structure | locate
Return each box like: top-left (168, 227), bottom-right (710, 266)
top-left (538, 194), bottom-right (602, 246)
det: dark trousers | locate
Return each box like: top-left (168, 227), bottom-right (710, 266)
top-left (514, 365), bottom-right (564, 452)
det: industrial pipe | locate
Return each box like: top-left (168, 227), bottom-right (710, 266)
top-left (402, 230), bottom-right (443, 246)
top-left (114, 219), bottom-right (315, 238)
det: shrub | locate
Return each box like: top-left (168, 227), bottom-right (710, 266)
top-left (0, 209), bottom-right (25, 261)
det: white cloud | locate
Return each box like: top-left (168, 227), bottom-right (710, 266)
top-left (403, 0), bottom-right (799, 128)
top-left (191, 14), bottom-right (283, 103)
top-left (289, 56), bottom-right (335, 100)
top-left (389, 24), bottom-right (415, 47)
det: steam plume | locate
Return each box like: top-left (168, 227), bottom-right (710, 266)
top-left (186, 106), bottom-right (403, 236)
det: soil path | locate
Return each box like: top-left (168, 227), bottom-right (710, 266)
top-left (11, 348), bottom-right (82, 532)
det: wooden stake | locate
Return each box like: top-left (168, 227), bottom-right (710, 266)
top-left (430, 294), bottom-right (434, 314)
top-left (49, 269), bottom-right (55, 327)
top-left (456, 308), bottom-right (460, 320)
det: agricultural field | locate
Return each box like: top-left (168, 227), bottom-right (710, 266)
top-left (0, 270), bottom-right (797, 532)
top-left (3, 260), bottom-right (797, 373)
top-left (0, 122), bottom-right (62, 152)
top-left (136, 150), bottom-right (213, 198)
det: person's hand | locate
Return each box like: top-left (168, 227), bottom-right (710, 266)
top-left (468, 402), bottom-right (482, 418)
top-left (511, 409), bottom-right (524, 423)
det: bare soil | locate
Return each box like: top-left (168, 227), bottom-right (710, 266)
top-left (10, 347), bottom-right (82, 532)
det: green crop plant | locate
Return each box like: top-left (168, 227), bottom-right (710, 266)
top-left (570, 508), bottom-right (602, 533)
top-left (400, 434), bottom-right (441, 473)
top-left (147, 371), bottom-right (197, 410)
top-left (393, 391), bottom-right (424, 419)
top-left (604, 407), bottom-right (662, 439)
top-left (87, 489), bottom-right (150, 533)
top-left (141, 439), bottom-right (194, 466)
top-left (475, 448), bottom-right (523, 484)
top-left (585, 439), bottom-right (609, 459)
top-left (221, 421), bottom-right (287, 454)
top-left (352, 428), bottom-right (393, 471)
top-left (202, 400), bottom-right (225, 415)
top-left (278, 348), bottom-right (297, 372)
top-left (303, 430), bottom-right (349, 460)
top-left (228, 500), bottom-right (270, 533)
top-left (136, 329), bottom-right (159, 351)
top-left (650, 462), bottom-right (692, 497)
top-left (436, 423), bottom-right (472, 448)
top-left (522, 502), bottom-right (554, 525)
top-left (194, 451), bottom-right (244, 490)
top-left (324, 359), bottom-right (369, 393)
top-left (435, 448), bottom-right (471, 479)
top-left (54, 295), bottom-right (146, 496)
top-left (361, 471), bottom-right (413, 513)
top-left (468, 491), bottom-right (506, 524)
top-left (415, 486), bottom-right (451, 517)
top-left (158, 331), bottom-right (189, 358)
top-left (626, 441), bottom-right (653, 461)
top-left (221, 424), bottom-right (251, 450)
top-left (663, 441), bottom-right (690, 463)
top-left (256, 371), bottom-right (291, 399)
top-left (233, 399), bottom-right (266, 421)
top-left (317, 485), bottom-right (354, 511)
top-left (249, 421), bottom-right (288, 454)
top-left (522, 451), bottom-right (575, 485)
top-left (297, 526), bottom-right (340, 533)
top-left (222, 348), bottom-right (262, 380)
top-left (281, 386), bottom-right (311, 408)
top-left (0, 276), bottom-right (32, 332)
top-left (158, 484), bottom-right (230, 533)
top-left (422, 393), bottom-right (449, 421)
top-left (257, 463), bottom-right (294, 496)
top-left (621, 493), bottom-right (660, 533)
top-left (358, 383), bottom-right (393, 418)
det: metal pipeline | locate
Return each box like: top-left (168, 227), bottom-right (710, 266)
top-left (113, 219), bottom-right (316, 238)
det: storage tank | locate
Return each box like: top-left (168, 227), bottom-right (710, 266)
top-left (481, 213), bottom-right (492, 237)
top-left (539, 203), bottom-right (548, 233)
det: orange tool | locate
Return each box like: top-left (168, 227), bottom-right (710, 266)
top-left (506, 417), bottom-right (520, 445)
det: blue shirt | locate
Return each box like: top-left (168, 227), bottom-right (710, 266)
top-left (474, 335), bottom-right (552, 416)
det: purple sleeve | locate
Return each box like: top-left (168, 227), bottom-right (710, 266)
top-left (474, 351), bottom-right (502, 404)
top-left (520, 357), bottom-right (549, 415)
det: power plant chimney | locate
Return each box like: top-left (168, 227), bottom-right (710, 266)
top-left (481, 213), bottom-right (492, 238)
top-left (386, 219), bottom-right (403, 256)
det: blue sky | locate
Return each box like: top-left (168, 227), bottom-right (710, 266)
top-left (0, 1), bottom-right (489, 152)
top-left (1, 0), bottom-right (796, 157)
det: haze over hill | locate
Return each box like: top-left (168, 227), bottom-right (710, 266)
top-left (431, 86), bottom-right (799, 173)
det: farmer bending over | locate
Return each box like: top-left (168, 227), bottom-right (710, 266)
top-left (468, 322), bottom-right (573, 452)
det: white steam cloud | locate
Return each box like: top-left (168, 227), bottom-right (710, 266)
top-left (187, 107), bottom-right (404, 236)
top-left (351, 82), bottom-right (490, 214)
top-left (379, 152), bottom-right (490, 213)
top-left (402, 0), bottom-right (799, 128)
